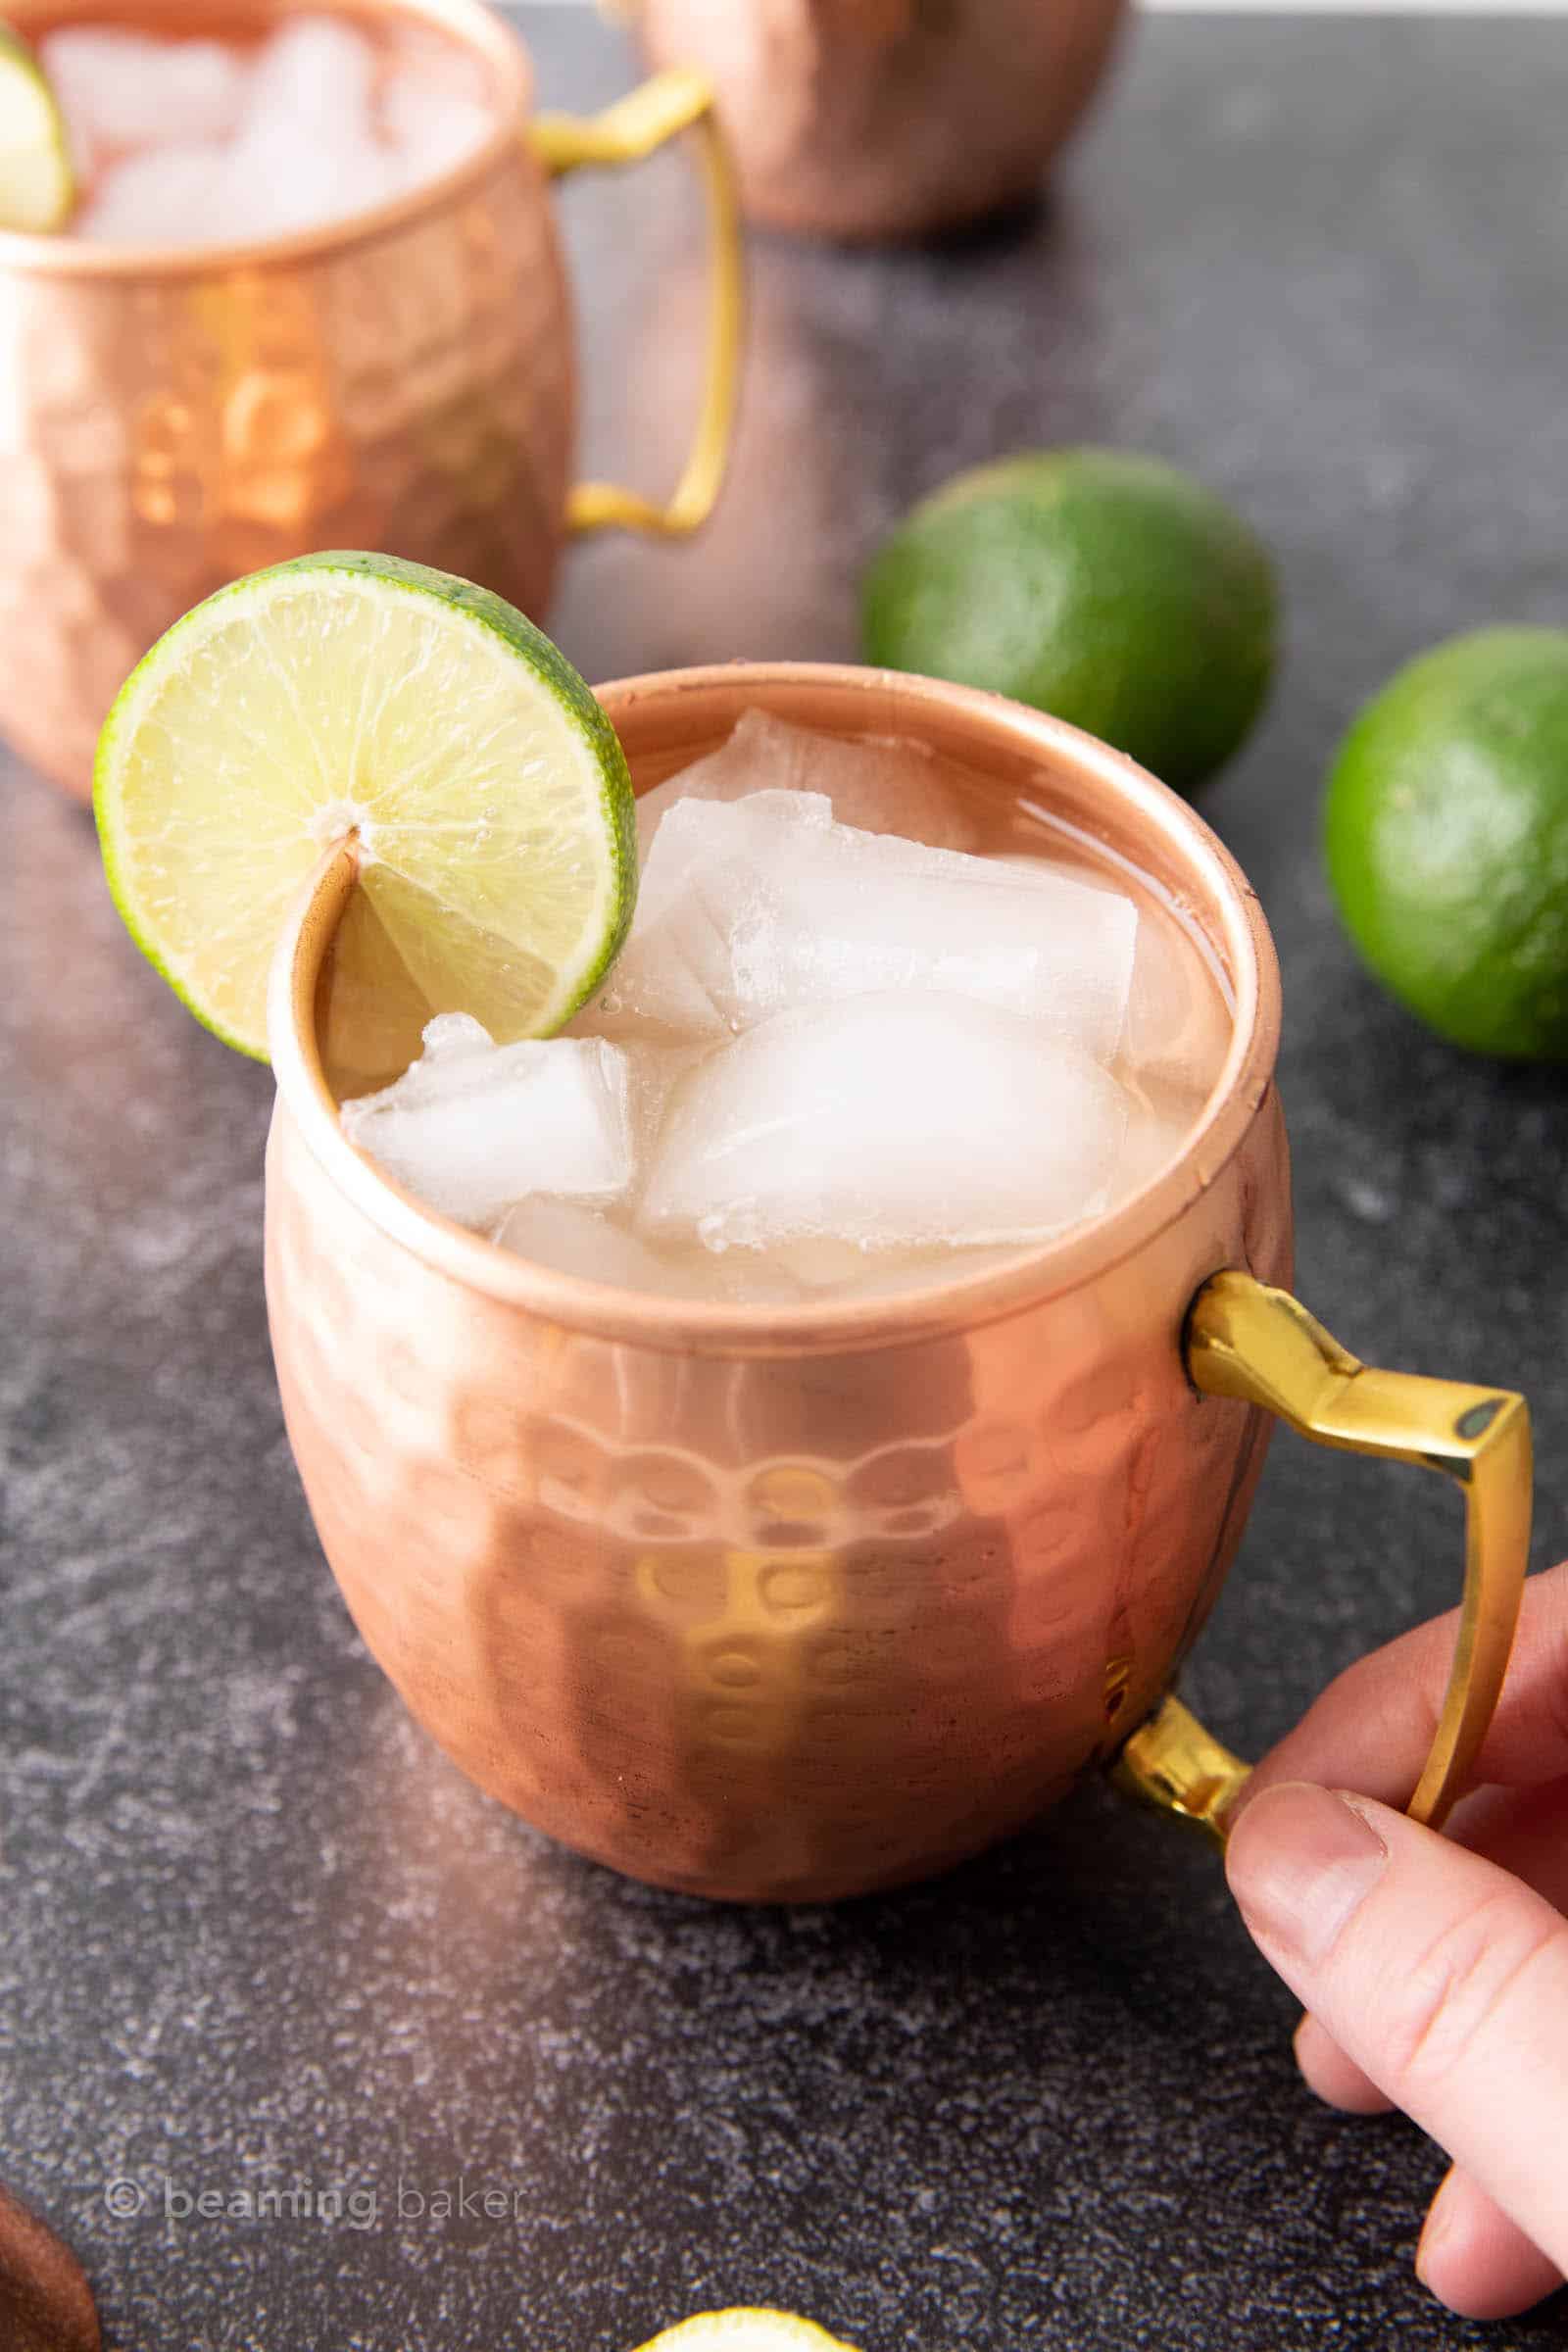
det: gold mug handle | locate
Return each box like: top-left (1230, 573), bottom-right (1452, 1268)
top-left (531, 70), bottom-right (744, 538)
top-left (1113, 1270), bottom-right (1533, 1842)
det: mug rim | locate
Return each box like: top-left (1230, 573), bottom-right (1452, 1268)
top-left (269, 662), bottom-right (1285, 1357)
top-left (0, 0), bottom-right (533, 280)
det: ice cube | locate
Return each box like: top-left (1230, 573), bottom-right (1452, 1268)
top-left (70, 18), bottom-right (402, 246)
top-left (640, 993), bottom-right (1131, 1252)
top-left (735, 820), bottom-right (1138, 1054)
top-left (219, 128), bottom-right (399, 240)
top-left (42, 30), bottom-right (246, 170)
top-left (244, 17), bottom-right (377, 137)
top-left (342, 1017), bottom-right (635, 1230)
top-left (634, 710), bottom-right (978, 861)
top-left (607, 788), bottom-right (1138, 1058)
top-left (380, 77), bottom-right (493, 183)
top-left (52, 17), bottom-right (494, 247)
top-left (73, 144), bottom-right (233, 246)
top-left (492, 1199), bottom-right (681, 1293)
top-left (213, 16), bottom-right (401, 237)
top-left (618, 1039), bottom-right (713, 1160)
top-left (599, 790), bottom-right (833, 1038)
top-left (389, 1010), bottom-right (493, 1079)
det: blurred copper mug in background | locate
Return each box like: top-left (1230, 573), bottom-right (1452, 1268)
top-left (630, 0), bottom-right (1127, 241)
top-left (0, 0), bottom-right (742, 797)
top-left (265, 666), bottom-right (1532, 1903)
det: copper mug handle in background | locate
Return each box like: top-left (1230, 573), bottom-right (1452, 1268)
top-left (1115, 1270), bottom-right (1534, 1841)
top-left (531, 70), bottom-right (744, 537)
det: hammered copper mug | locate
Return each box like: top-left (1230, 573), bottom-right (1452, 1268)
top-left (630, 0), bottom-right (1127, 241)
top-left (0, 0), bottom-right (742, 796)
top-left (264, 664), bottom-right (1533, 1902)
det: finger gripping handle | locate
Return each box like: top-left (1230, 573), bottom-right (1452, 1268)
top-left (1115, 1270), bottom-right (1533, 1841)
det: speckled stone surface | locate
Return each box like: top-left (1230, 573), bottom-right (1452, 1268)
top-left (4, 11), bottom-right (1567, 2349)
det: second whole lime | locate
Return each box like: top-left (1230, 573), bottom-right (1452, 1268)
top-left (1324, 626), bottom-right (1568, 1060)
top-left (860, 448), bottom-right (1277, 798)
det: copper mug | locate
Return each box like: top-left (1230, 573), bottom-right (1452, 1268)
top-left (0, 0), bottom-right (743, 797)
top-left (265, 665), bottom-right (1533, 1902)
top-left (630, 0), bottom-right (1127, 241)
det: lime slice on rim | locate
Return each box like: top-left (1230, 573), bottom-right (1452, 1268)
top-left (94, 553), bottom-right (637, 1085)
top-left (0, 24), bottom-right (74, 231)
top-left (631, 2315), bottom-right (860, 2352)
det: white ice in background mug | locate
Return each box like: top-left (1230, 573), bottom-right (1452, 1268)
top-left (43, 17), bottom-right (494, 244)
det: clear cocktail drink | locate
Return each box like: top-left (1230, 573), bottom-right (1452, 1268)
top-left (341, 710), bottom-right (1233, 1303)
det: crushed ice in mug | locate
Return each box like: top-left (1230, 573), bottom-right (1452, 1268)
top-left (45, 16), bottom-right (496, 247)
top-left (340, 714), bottom-right (1235, 1302)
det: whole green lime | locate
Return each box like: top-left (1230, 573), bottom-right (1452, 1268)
top-left (1324, 626), bottom-right (1568, 1060)
top-left (860, 448), bottom-right (1276, 797)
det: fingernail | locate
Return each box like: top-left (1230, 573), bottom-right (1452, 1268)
top-left (1226, 1783), bottom-right (1389, 1967)
top-left (1415, 2170), bottom-right (1459, 2289)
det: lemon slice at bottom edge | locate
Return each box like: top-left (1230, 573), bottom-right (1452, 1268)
top-left (632, 2312), bottom-right (861, 2352)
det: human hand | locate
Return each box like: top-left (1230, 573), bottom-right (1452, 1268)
top-left (1225, 1559), bottom-right (1568, 2320)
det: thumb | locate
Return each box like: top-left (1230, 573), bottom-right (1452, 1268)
top-left (1227, 1782), bottom-right (1568, 2280)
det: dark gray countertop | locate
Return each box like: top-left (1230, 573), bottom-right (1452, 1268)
top-left (5, 9), bottom-right (1567, 2348)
